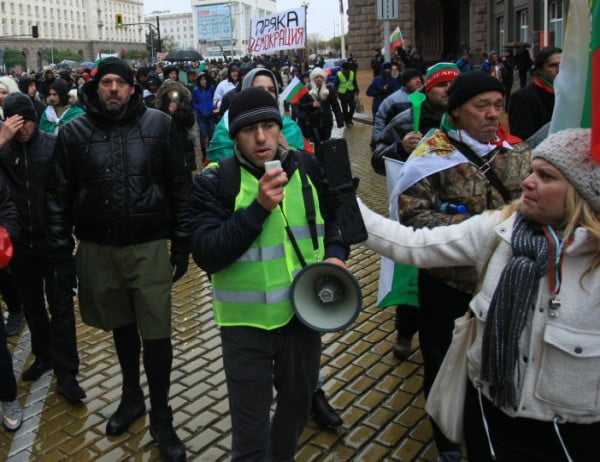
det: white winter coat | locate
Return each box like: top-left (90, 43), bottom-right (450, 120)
top-left (360, 200), bottom-right (600, 424)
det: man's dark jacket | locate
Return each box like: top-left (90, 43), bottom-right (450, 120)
top-left (371, 101), bottom-right (443, 175)
top-left (0, 169), bottom-right (20, 241)
top-left (45, 79), bottom-right (191, 260)
top-left (0, 130), bottom-right (55, 246)
top-left (190, 149), bottom-right (347, 275)
top-left (508, 83), bottom-right (554, 140)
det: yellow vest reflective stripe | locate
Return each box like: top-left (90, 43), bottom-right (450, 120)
top-left (337, 71), bottom-right (355, 93)
top-left (211, 164), bottom-right (325, 330)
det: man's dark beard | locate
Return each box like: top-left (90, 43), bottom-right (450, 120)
top-left (102, 99), bottom-right (128, 118)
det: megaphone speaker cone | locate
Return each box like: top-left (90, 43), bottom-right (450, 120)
top-left (290, 262), bottom-right (362, 333)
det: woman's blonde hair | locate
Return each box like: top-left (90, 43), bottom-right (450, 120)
top-left (502, 183), bottom-right (600, 274)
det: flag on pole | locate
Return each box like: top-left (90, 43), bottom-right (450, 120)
top-left (280, 76), bottom-right (308, 104)
top-left (339, 0), bottom-right (344, 14)
top-left (549, 0), bottom-right (599, 160)
top-left (390, 26), bottom-right (404, 52)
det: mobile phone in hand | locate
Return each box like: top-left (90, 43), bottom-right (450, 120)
top-left (264, 160), bottom-right (281, 172)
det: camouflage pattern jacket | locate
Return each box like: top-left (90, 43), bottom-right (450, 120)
top-left (399, 138), bottom-right (531, 293)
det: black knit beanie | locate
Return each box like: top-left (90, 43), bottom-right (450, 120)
top-left (95, 57), bottom-right (134, 86)
top-left (49, 80), bottom-right (70, 106)
top-left (228, 87), bottom-right (282, 139)
top-left (447, 71), bottom-right (505, 113)
top-left (401, 68), bottom-right (422, 87)
top-left (3, 93), bottom-right (37, 122)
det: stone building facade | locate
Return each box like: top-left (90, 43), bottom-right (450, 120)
top-left (144, 12), bottom-right (195, 50)
top-left (347, 0), bottom-right (568, 70)
top-left (0, 0), bottom-right (146, 70)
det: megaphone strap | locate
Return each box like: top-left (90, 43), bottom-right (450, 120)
top-left (298, 159), bottom-right (320, 255)
top-left (278, 157), bottom-right (321, 268)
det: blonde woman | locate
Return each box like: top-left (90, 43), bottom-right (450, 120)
top-left (359, 128), bottom-right (599, 462)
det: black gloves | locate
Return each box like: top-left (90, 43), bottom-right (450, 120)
top-left (170, 238), bottom-right (190, 283)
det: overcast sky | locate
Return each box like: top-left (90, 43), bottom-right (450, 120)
top-left (143, 0), bottom-right (348, 40)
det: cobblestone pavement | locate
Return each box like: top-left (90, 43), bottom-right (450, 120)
top-left (1, 121), bottom-right (442, 461)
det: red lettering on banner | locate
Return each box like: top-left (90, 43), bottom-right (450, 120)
top-left (249, 27), bottom-right (305, 53)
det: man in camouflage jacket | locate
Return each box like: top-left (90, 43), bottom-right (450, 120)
top-left (395, 72), bottom-right (531, 462)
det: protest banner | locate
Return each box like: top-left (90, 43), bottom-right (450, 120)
top-left (249, 8), bottom-right (306, 55)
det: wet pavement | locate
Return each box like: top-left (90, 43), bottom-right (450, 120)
top-left (1, 120), bottom-right (441, 461)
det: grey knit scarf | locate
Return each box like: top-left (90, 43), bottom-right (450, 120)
top-left (481, 213), bottom-right (550, 408)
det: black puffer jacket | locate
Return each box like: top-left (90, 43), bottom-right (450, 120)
top-left (45, 79), bottom-right (191, 258)
top-left (371, 101), bottom-right (443, 175)
top-left (0, 129), bottom-right (55, 246)
top-left (0, 168), bottom-right (20, 242)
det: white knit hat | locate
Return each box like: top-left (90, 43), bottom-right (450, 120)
top-left (310, 67), bottom-right (326, 80)
top-left (532, 128), bottom-right (600, 211)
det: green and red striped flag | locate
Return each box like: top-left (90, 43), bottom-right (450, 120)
top-left (549, 0), bottom-right (599, 160)
top-left (280, 76), bottom-right (308, 104)
top-left (390, 26), bottom-right (404, 52)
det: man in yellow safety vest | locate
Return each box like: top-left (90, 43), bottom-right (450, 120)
top-left (335, 61), bottom-right (359, 126)
top-left (190, 87), bottom-right (349, 461)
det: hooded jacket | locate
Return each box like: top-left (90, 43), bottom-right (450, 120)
top-left (17, 76), bottom-right (46, 123)
top-left (192, 73), bottom-right (215, 117)
top-left (155, 79), bottom-right (197, 171)
top-left (206, 68), bottom-right (306, 161)
top-left (45, 78), bottom-right (191, 259)
top-left (371, 100), bottom-right (445, 174)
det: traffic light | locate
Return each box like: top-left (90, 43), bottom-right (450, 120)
top-left (32, 25), bottom-right (39, 38)
top-left (115, 13), bottom-right (124, 29)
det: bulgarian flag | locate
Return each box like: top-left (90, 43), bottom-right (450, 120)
top-left (376, 157), bottom-right (419, 308)
top-left (390, 26), bottom-right (404, 52)
top-left (280, 76), bottom-right (308, 104)
top-left (549, 0), bottom-right (599, 160)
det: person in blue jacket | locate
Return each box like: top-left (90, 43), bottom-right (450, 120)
top-left (192, 72), bottom-right (216, 162)
top-left (366, 62), bottom-right (401, 122)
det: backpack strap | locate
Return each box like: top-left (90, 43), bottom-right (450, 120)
top-left (217, 155), bottom-right (241, 211)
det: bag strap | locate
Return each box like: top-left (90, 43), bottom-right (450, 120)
top-left (297, 157), bottom-right (319, 252)
top-left (448, 138), bottom-right (512, 202)
top-left (217, 155), bottom-right (241, 211)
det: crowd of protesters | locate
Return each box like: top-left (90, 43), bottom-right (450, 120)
top-left (2, 39), bottom-right (596, 462)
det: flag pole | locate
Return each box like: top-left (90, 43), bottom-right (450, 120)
top-left (383, 21), bottom-right (391, 61)
top-left (340, 0), bottom-right (346, 59)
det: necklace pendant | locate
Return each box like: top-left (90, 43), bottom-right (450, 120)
top-left (549, 296), bottom-right (561, 317)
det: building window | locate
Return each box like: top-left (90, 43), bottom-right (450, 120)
top-left (518, 9), bottom-right (528, 43)
top-left (497, 16), bottom-right (505, 50)
top-left (550, 0), bottom-right (564, 47)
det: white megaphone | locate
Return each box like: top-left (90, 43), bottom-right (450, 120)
top-left (290, 262), bottom-right (362, 332)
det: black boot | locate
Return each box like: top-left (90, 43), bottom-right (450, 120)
top-left (106, 388), bottom-right (146, 436)
top-left (149, 407), bottom-right (186, 462)
top-left (311, 388), bottom-right (343, 427)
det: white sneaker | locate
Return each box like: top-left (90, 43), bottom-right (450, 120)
top-left (1, 399), bottom-right (23, 431)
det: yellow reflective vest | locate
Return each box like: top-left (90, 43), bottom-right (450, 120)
top-left (211, 165), bottom-right (325, 330)
top-left (336, 71), bottom-right (355, 94)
